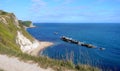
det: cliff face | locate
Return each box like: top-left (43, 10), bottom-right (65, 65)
top-left (0, 10), bottom-right (39, 52)
top-left (16, 31), bottom-right (39, 52)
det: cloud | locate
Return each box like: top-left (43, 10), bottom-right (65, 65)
top-left (63, 0), bottom-right (74, 4)
top-left (53, 0), bottom-right (74, 3)
top-left (30, 0), bottom-right (46, 12)
top-left (32, 10), bottom-right (120, 22)
top-left (52, 0), bottom-right (74, 5)
top-left (29, 0), bottom-right (120, 23)
top-left (34, 12), bottom-right (91, 19)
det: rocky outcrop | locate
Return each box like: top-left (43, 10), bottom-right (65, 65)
top-left (11, 13), bottom-right (20, 28)
top-left (0, 16), bottom-right (8, 24)
top-left (0, 11), bottom-right (20, 28)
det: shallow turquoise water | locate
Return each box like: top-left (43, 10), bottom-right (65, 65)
top-left (27, 23), bottom-right (120, 71)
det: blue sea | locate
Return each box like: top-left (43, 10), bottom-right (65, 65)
top-left (27, 23), bottom-right (120, 71)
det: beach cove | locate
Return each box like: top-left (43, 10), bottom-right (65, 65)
top-left (27, 41), bottom-right (53, 56)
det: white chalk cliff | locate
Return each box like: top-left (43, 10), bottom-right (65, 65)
top-left (16, 31), bottom-right (39, 52)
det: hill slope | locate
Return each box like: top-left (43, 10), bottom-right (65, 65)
top-left (0, 10), bottom-right (100, 71)
top-left (0, 10), bottom-right (39, 52)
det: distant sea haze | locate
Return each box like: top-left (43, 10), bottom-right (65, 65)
top-left (27, 23), bottom-right (120, 71)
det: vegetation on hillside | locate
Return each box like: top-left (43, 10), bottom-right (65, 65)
top-left (18, 21), bottom-right (34, 41)
top-left (0, 11), bottom-right (34, 51)
top-left (0, 43), bottom-right (100, 71)
top-left (0, 15), bottom-right (20, 51)
top-left (19, 20), bottom-right (32, 27)
top-left (0, 10), bottom-right (101, 71)
top-left (0, 10), bottom-right (8, 15)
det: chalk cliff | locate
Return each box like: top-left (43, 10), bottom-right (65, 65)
top-left (0, 10), bottom-right (39, 52)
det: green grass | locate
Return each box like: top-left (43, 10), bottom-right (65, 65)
top-left (0, 13), bottom-right (34, 50)
top-left (0, 43), bottom-right (100, 71)
top-left (0, 19), bottom-right (20, 51)
top-left (18, 21), bottom-right (34, 41)
top-left (19, 20), bottom-right (32, 27)
top-left (0, 10), bottom-right (8, 15)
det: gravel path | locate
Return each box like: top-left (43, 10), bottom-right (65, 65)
top-left (0, 54), bottom-right (54, 71)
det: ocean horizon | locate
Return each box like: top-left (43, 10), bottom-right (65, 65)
top-left (27, 23), bottom-right (120, 71)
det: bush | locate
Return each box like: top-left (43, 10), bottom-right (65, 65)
top-left (19, 20), bottom-right (32, 27)
top-left (0, 10), bottom-right (8, 15)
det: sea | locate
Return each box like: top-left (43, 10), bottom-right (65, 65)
top-left (27, 23), bottom-right (120, 71)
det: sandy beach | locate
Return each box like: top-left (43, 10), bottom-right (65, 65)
top-left (27, 41), bottom-right (53, 56)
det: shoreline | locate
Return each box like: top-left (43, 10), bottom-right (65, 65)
top-left (25, 25), bottom-right (36, 30)
top-left (25, 25), bottom-right (53, 56)
top-left (27, 41), bottom-right (54, 56)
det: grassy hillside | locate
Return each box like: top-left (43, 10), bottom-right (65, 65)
top-left (0, 12), bottom-right (20, 51)
top-left (0, 10), bottom-right (100, 71)
top-left (0, 10), bottom-right (34, 51)
top-left (0, 42), bottom-right (100, 71)
top-left (19, 20), bottom-right (32, 27)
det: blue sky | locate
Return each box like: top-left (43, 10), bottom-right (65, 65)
top-left (0, 0), bottom-right (120, 23)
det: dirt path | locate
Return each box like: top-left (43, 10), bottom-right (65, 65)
top-left (0, 54), bottom-right (54, 71)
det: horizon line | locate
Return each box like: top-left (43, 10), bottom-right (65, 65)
top-left (33, 22), bottom-right (120, 24)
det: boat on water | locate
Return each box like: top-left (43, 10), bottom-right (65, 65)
top-left (54, 32), bottom-right (58, 35)
top-left (61, 36), bottom-right (96, 48)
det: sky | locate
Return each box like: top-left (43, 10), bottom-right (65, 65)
top-left (0, 0), bottom-right (120, 23)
